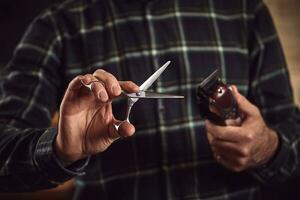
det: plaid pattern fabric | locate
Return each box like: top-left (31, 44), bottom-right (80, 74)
top-left (0, 0), bottom-right (299, 199)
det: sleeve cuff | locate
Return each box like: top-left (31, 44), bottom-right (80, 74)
top-left (250, 127), bottom-right (291, 183)
top-left (34, 127), bottom-right (90, 184)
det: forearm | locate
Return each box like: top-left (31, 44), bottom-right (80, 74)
top-left (251, 107), bottom-right (300, 184)
top-left (0, 124), bottom-right (88, 192)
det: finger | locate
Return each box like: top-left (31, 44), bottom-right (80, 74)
top-left (79, 74), bottom-right (92, 86)
top-left (67, 75), bottom-right (87, 92)
top-left (212, 146), bottom-right (247, 172)
top-left (118, 121), bottom-right (136, 137)
top-left (212, 140), bottom-right (249, 157)
top-left (214, 153), bottom-right (244, 172)
top-left (119, 81), bottom-right (140, 93)
top-left (214, 150), bottom-right (248, 172)
top-left (108, 120), bottom-right (136, 139)
top-left (224, 118), bottom-right (241, 126)
top-left (205, 120), bottom-right (244, 142)
top-left (94, 83), bottom-right (109, 102)
top-left (206, 131), bottom-right (214, 144)
top-left (230, 85), bottom-right (259, 117)
top-left (81, 74), bottom-right (109, 102)
top-left (93, 69), bottom-right (121, 97)
top-left (63, 75), bottom-right (89, 101)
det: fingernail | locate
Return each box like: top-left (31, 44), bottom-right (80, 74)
top-left (112, 85), bottom-right (120, 95)
top-left (80, 77), bottom-right (89, 85)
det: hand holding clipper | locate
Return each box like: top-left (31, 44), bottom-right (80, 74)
top-left (200, 71), bottom-right (279, 171)
top-left (197, 70), bottom-right (242, 125)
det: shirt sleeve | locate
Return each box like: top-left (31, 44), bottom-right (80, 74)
top-left (0, 9), bottom-right (89, 192)
top-left (247, 0), bottom-right (300, 184)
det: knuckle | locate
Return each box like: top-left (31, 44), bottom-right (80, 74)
top-left (102, 70), bottom-right (115, 78)
top-left (108, 73), bottom-right (117, 81)
top-left (84, 74), bottom-right (93, 79)
top-left (240, 147), bottom-right (250, 156)
top-left (93, 70), bottom-right (117, 82)
top-left (123, 81), bottom-right (136, 88)
top-left (76, 75), bottom-right (83, 79)
top-left (126, 81), bottom-right (135, 85)
top-left (245, 132), bottom-right (254, 141)
top-left (130, 82), bottom-right (139, 89)
top-left (93, 69), bottom-right (106, 75)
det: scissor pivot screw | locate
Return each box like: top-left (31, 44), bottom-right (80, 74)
top-left (136, 92), bottom-right (141, 96)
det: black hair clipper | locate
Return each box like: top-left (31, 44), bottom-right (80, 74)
top-left (197, 70), bottom-right (241, 125)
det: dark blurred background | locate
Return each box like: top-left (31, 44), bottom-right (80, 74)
top-left (0, 0), bottom-right (299, 199)
top-left (0, 1), bottom-right (73, 200)
top-left (0, 0), bottom-right (60, 66)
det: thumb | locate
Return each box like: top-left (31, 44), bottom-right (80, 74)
top-left (230, 85), bottom-right (259, 117)
top-left (108, 120), bottom-right (136, 140)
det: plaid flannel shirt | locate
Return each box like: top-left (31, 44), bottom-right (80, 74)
top-left (0, 0), bottom-right (300, 199)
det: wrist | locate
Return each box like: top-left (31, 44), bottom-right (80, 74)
top-left (261, 128), bottom-right (279, 166)
top-left (54, 138), bottom-right (73, 166)
top-left (54, 132), bottom-right (82, 166)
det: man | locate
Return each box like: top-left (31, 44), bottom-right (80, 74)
top-left (0, 0), bottom-right (299, 199)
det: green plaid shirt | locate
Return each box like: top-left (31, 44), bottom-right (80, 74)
top-left (1, 0), bottom-right (300, 199)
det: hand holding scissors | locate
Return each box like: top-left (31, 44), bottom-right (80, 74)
top-left (55, 61), bottom-right (183, 165)
top-left (84, 61), bottom-right (183, 131)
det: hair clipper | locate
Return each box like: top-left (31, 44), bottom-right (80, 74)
top-left (196, 70), bottom-right (241, 125)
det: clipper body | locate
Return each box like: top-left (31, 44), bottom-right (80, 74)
top-left (197, 70), bottom-right (240, 124)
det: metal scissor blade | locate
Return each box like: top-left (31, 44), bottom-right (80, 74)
top-left (123, 91), bottom-right (184, 99)
top-left (139, 61), bottom-right (171, 91)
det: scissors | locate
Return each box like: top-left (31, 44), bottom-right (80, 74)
top-left (84, 61), bottom-right (184, 132)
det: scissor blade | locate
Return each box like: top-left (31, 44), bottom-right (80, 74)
top-left (124, 91), bottom-right (184, 99)
top-left (139, 61), bottom-right (171, 91)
